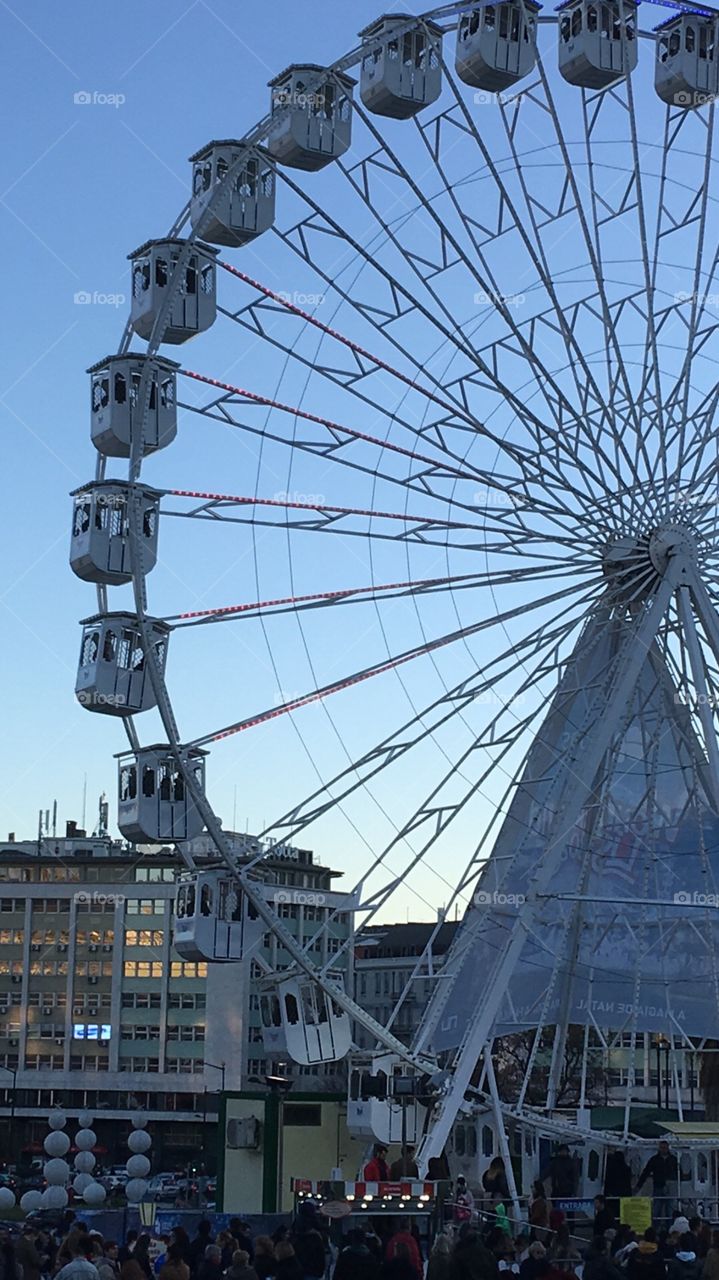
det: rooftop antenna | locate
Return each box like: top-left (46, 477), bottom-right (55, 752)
top-left (52, 800), bottom-right (57, 840)
top-left (81, 774), bottom-right (87, 831)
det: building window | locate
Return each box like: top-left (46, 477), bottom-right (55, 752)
top-left (124, 961), bottom-right (164, 978)
top-left (170, 962), bottom-right (208, 979)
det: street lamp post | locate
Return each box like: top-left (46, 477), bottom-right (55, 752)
top-left (205, 1061), bottom-right (226, 1091)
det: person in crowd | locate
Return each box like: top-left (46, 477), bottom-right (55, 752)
top-left (100, 1242), bottom-right (121, 1280)
top-left (133, 1238), bottom-right (154, 1280)
top-left (520, 1244), bottom-right (548, 1280)
top-left (390, 1147), bottom-right (419, 1180)
top-left (583, 1237), bottom-right (623, 1280)
top-left (385, 1222), bottom-right (421, 1280)
top-left (252, 1239), bottom-right (276, 1280)
top-left (543, 1146), bottom-right (578, 1200)
top-left (119, 1237), bottom-right (139, 1269)
top-left (291, 1199), bottom-right (328, 1280)
top-left (670, 1224), bottom-right (691, 1245)
top-left (158, 1245), bottom-right (189, 1280)
top-left (55, 1241), bottom-right (101, 1280)
top-left (483, 1159), bottom-right (511, 1206)
top-left (216, 1235), bottom-right (236, 1272)
top-left (274, 1244), bottom-right (303, 1280)
top-left (454, 1176), bottom-right (475, 1225)
top-left (16, 1224), bottom-right (44, 1280)
top-left (604, 1152), bottom-right (633, 1218)
top-left (121, 1258), bottom-right (148, 1280)
top-left (333, 1231), bottom-right (379, 1280)
top-left (530, 1183), bottom-right (550, 1240)
top-left (667, 1236), bottom-right (702, 1280)
top-left (636, 1143), bottom-right (679, 1229)
top-left (189, 1227), bottom-right (214, 1279)
top-left (364, 1146), bottom-right (390, 1182)
top-left (152, 1239), bottom-right (171, 1277)
top-left (196, 1246), bottom-right (223, 1280)
top-left (690, 1224), bottom-right (710, 1263)
top-left (627, 1229), bottom-right (666, 1280)
top-left (548, 1227), bottom-right (582, 1278)
top-left (427, 1233), bottom-right (454, 1280)
top-left (497, 1241), bottom-right (519, 1276)
top-left (381, 1243), bottom-right (418, 1280)
top-left (0, 1234), bottom-right (20, 1280)
top-left (230, 1225), bottom-right (255, 1265)
top-left (702, 1232), bottom-right (719, 1280)
top-left (226, 1252), bottom-right (259, 1280)
top-left (169, 1233), bottom-right (191, 1268)
top-left (594, 1198), bottom-right (615, 1238)
top-left (449, 1228), bottom-right (498, 1280)
top-left (514, 1237), bottom-right (531, 1268)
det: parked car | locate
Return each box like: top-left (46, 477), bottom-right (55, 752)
top-left (146, 1174), bottom-right (180, 1203)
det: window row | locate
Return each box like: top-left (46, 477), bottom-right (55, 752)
top-left (69, 1055), bottom-right (110, 1071)
top-left (121, 1024), bottom-right (160, 1040)
top-left (124, 961), bottom-right (163, 978)
top-left (73, 994), bottom-right (112, 1011)
top-left (121, 990), bottom-right (204, 1010)
top-left (123, 961), bottom-right (207, 978)
top-left (125, 899), bottom-right (167, 915)
top-left (27, 993), bottom-right (67, 1008)
top-left (171, 962), bottom-right (207, 979)
top-left (166, 1058), bottom-right (204, 1073)
top-left (0, 930), bottom-right (24, 944)
top-left (167, 1025), bottom-right (205, 1042)
top-left (125, 930), bottom-right (164, 946)
top-left (0, 867), bottom-right (83, 883)
top-left (74, 962), bottom-right (113, 977)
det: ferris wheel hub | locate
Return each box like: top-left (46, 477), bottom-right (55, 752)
top-left (602, 522), bottom-right (698, 599)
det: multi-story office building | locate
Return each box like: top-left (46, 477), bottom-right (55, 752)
top-left (0, 827), bottom-right (356, 1169)
top-left (353, 920), bottom-right (459, 1048)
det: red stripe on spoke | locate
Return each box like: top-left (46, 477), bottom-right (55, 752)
top-left (169, 573), bottom-right (475, 622)
top-left (179, 369), bottom-right (469, 482)
top-left (217, 259), bottom-right (472, 426)
top-left (168, 490), bottom-right (473, 529)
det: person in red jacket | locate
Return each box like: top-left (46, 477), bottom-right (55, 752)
top-left (364, 1145), bottom-right (390, 1182)
top-left (385, 1222), bottom-right (422, 1280)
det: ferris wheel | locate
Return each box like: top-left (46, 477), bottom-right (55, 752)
top-left (72, 1), bottom-right (719, 1173)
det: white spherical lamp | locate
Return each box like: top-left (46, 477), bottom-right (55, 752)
top-left (48, 1111), bottom-right (67, 1131)
top-left (126, 1154), bottom-right (150, 1179)
top-left (74, 1150), bottom-right (95, 1173)
top-left (44, 1131), bottom-right (71, 1158)
top-left (44, 1159), bottom-right (69, 1186)
top-left (125, 1178), bottom-right (148, 1203)
top-left (83, 1181), bottom-right (107, 1206)
top-left (20, 1190), bottom-right (43, 1213)
top-left (41, 1186), bottom-right (68, 1209)
top-left (128, 1129), bottom-right (152, 1154)
top-left (78, 1110), bottom-right (94, 1129)
top-left (0, 1188), bottom-right (15, 1210)
top-left (75, 1128), bottom-right (96, 1151)
top-left (131, 1112), bottom-right (148, 1129)
top-left (72, 1173), bottom-right (94, 1195)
